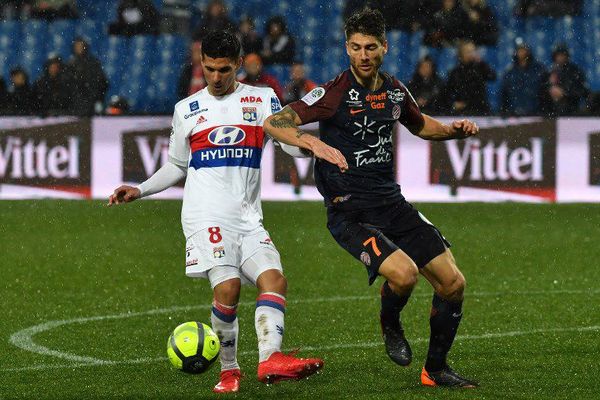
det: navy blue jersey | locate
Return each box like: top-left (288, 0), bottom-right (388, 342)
top-left (289, 69), bottom-right (425, 210)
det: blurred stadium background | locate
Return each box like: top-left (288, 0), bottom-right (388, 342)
top-left (0, 0), bottom-right (598, 114)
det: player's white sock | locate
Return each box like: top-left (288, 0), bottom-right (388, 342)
top-left (211, 300), bottom-right (240, 371)
top-left (255, 292), bottom-right (286, 362)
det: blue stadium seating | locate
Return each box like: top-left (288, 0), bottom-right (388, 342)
top-left (488, 81), bottom-right (501, 113)
top-left (121, 35), bottom-right (157, 110)
top-left (19, 20), bottom-right (48, 80)
top-left (480, 46), bottom-right (500, 73)
top-left (264, 64), bottom-right (288, 88)
top-left (0, 21), bottom-right (20, 80)
top-left (497, 29), bottom-right (518, 74)
top-left (0, 0), bottom-right (599, 112)
top-left (76, 0), bottom-right (104, 19)
top-left (148, 34), bottom-right (189, 112)
top-left (430, 47), bottom-right (457, 80)
top-left (47, 19), bottom-right (76, 60)
top-left (75, 19), bottom-right (104, 54)
top-left (101, 35), bottom-right (129, 100)
top-left (386, 31), bottom-right (411, 81)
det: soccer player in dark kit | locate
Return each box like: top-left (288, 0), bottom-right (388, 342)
top-left (263, 8), bottom-right (479, 388)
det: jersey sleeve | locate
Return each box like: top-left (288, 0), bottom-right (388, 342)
top-left (261, 88), bottom-right (283, 124)
top-left (167, 108), bottom-right (190, 167)
top-left (397, 81), bottom-right (425, 133)
top-left (264, 88), bottom-right (308, 156)
top-left (287, 74), bottom-right (345, 124)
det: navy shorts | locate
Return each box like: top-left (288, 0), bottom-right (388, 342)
top-left (327, 200), bottom-right (450, 285)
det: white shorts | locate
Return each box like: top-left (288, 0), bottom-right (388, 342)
top-left (185, 226), bottom-right (282, 288)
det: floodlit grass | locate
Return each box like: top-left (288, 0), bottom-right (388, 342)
top-left (1, 201), bottom-right (599, 399)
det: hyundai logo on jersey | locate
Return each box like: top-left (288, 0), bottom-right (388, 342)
top-left (189, 101), bottom-right (199, 112)
top-left (208, 126), bottom-right (246, 146)
top-left (189, 123), bottom-right (264, 170)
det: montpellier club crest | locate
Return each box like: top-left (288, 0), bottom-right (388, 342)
top-left (392, 105), bottom-right (401, 119)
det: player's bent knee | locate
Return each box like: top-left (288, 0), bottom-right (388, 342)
top-left (256, 269), bottom-right (287, 295)
top-left (386, 264), bottom-right (418, 294)
top-left (438, 271), bottom-right (465, 302)
top-left (213, 278), bottom-right (241, 306)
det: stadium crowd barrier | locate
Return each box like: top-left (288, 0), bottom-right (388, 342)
top-left (0, 116), bottom-right (598, 202)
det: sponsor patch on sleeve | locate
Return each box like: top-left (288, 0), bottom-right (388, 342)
top-left (271, 96), bottom-right (282, 113)
top-left (300, 87), bottom-right (325, 106)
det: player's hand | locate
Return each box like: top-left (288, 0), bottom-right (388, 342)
top-left (108, 185), bottom-right (141, 206)
top-left (308, 137), bottom-right (348, 172)
top-left (451, 119), bottom-right (479, 139)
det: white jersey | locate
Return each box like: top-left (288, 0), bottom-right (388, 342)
top-left (169, 83), bottom-right (282, 238)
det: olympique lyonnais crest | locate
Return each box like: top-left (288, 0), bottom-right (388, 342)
top-left (242, 107), bottom-right (257, 122)
top-left (213, 246), bottom-right (226, 258)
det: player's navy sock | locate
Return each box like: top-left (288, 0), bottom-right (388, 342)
top-left (211, 300), bottom-right (240, 371)
top-left (425, 293), bottom-right (463, 372)
top-left (380, 280), bottom-right (410, 330)
top-left (255, 292), bottom-right (286, 362)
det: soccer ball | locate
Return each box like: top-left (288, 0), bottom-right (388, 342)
top-left (167, 321), bottom-right (220, 374)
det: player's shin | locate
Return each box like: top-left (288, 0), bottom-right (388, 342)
top-left (211, 301), bottom-right (240, 371)
top-left (425, 293), bottom-right (463, 372)
top-left (255, 292), bottom-right (286, 362)
top-left (380, 280), bottom-right (413, 366)
top-left (380, 280), bottom-right (411, 329)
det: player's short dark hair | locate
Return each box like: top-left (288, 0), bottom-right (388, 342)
top-left (201, 30), bottom-right (241, 61)
top-left (344, 7), bottom-right (386, 43)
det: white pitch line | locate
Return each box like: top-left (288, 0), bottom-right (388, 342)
top-left (4, 324), bottom-right (600, 373)
top-left (6, 288), bottom-right (600, 372)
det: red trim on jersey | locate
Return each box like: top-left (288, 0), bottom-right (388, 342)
top-left (189, 124), bottom-right (265, 152)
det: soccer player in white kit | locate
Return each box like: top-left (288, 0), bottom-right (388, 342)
top-left (108, 31), bottom-right (348, 393)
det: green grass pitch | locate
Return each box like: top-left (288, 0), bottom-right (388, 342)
top-left (1, 200), bottom-right (600, 399)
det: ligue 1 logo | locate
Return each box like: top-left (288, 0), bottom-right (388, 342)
top-left (208, 126), bottom-right (246, 146)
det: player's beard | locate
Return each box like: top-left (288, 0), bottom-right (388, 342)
top-left (352, 56), bottom-right (383, 82)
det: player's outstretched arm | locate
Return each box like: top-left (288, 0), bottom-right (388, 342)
top-left (107, 161), bottom-right (187, 206)
top-left (413, 114), bottom-right (479, 141)
top-left (277, 141), bottom-right (312, 158)
top-left (265, 106), bottom-right (348, 172)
